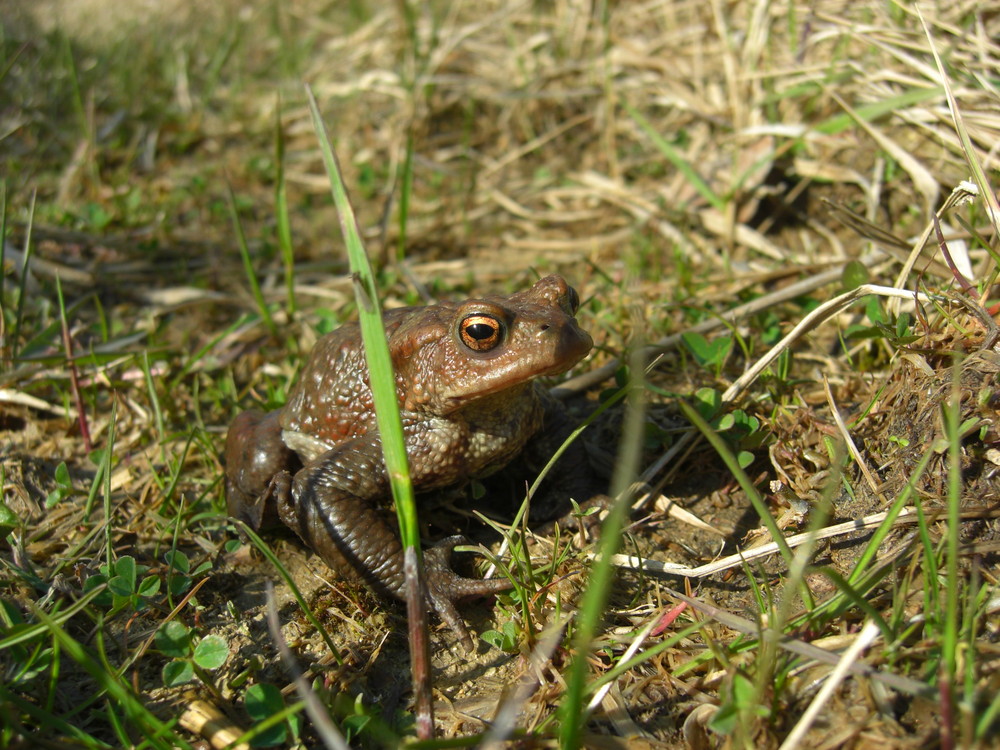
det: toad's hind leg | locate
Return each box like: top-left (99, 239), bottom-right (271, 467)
top-left (281, 439), bottom-right (511, 648)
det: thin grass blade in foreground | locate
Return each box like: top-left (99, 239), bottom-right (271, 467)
top-left (265, 584), bottom-right (350, 750)
top-left (55, 275), bottom-right (92, 453)
top-left (274, 94), bottom-right (296, 317)
top-left (12, 189), bottom-right (36, 359)
top-left (940, 362), bottom-right (963, 745)
top-left (305, 84), bottom-right (433, 739)
top-left (0, 180), bottom-right (6, 358)
top-left (228, 182), bottom-right (277, 338)
top-left (558, 349), bottom-right (646, 749)
top-left (624, 103), bottom-right (724, 212)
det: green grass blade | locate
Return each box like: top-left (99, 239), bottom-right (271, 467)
top-left (814, 568), bottom-right (893, 640)
top-left (397, 130), bottom-right (415, 262)
top-left (814, 86), bottom-right (943, 135)
top-left (679, 399), bottom-right (794, 564)
top-left (12, 189), bottom-right (36, 359)
top-left (169, 313), bottom-right (253, 390)
top-left (0, 179), bottom-right (6, 360)
top-left (0, 683), bottom-right (113, 748)
top-left (559, 363), bottom-right (646, 748)
top-left (228, 182), bottom-right (278, 338)
top-left (623, 102), bottom-right (724, 211)
top-left (306, 81), bottom-right (429, 734)
top-left (0, 585), bottom-right (106, 651)
top-left (304, 86), bottom-right (417, 555)
top-left (846, 448), bottom-right (933, 586)
top-left (274, 94), bottom-right (296, 316)
top-left (941, 364), bottom-right (962, 709)
top-left (977, 690), bottom-right (1000, 738)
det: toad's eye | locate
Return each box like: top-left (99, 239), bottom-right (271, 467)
top-left (566, 286), bottom-right (580, 315)
top-left (459, 314), bottom-right (503, 352)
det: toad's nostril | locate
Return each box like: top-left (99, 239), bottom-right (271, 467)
top-left (539, 323), bottom-right (550, 332)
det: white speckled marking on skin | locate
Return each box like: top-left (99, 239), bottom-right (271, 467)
top-left (281, 430), bottom-right (335, 463)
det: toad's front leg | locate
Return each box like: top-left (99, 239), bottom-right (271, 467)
top-left (225, 409), bottom-right (297, 530)
top-left (278, 436), bottom-right (510, 648)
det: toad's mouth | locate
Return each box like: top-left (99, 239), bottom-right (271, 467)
top-left (441, 323), bottom-right (593, 410)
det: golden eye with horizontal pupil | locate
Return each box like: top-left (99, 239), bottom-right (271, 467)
top-left (459, 314), bottom-right (503, 351)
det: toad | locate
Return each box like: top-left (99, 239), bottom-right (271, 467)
top-left (224, 275), bottom-right (598, 646)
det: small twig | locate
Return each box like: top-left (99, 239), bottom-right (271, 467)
top-left (179, 700), bottom-right (249, 750)
top-left (0, 387), bottom-right (74, 417)
top-left (58, 277), bottom-right (92, 453)
top-left (934, 214), bottom-right (977, 296)
top-left (779, 620), bottom-right (882, 750)
top-left (606, 506), bottom-right (999, 580)
top-left (265, 582), bottom-right (351, 750)
top-left (823, 376), bottom-right (886, 505)
top-left (481, 618), bottom-right (570, 749)
top-left (664, 589), bottom-right (934, 699)
top-left (602, 506), bottom-right (921, 578)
